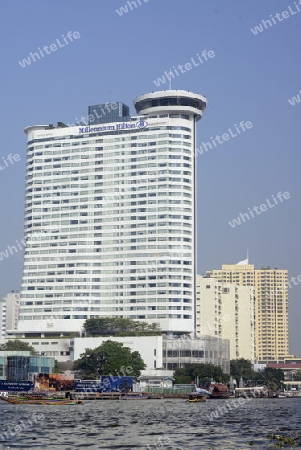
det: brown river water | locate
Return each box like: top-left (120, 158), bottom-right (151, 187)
top-left (0, 398), bottom-right (301, 449)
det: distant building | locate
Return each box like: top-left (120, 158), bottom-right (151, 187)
top-left (283, 381), bottom-right (301, 392)
top-left (7, 331), bottom-right (230, 375)
top-left (4, 292), bottom-right (20, 331)
top-left (266, 362), bottom-right (301, 381)
top-left (0, 292), bottom-right (20, 340)
top-left (0, 299), bottom-right (6, 340)
top-left (0, 351), bottom-right (55, 380)
top-left (70, 335), bottom-right (229, 373)
top-left (163, 335), bottom-right (230, 373)
top-left (70, 335), bottom-right (163, 370)
top-left (6, 336), bottom-right (71, 362)
top-left (253, 363), bottom-right (266, 372)
top-left (137, 369), bottom-right (174, 391)
top-left (88, 102), bottom-right (130, 125)
top-left (207, 263), bottom-right (289, 363)
top-left (196, 275), bottom-right (255, 361)
top-left (19, 90), bottom-right (207, 335)
top-left (283, 357), bottom-right (301, 364)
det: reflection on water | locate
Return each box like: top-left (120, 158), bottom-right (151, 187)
top-left (0, 398), bottom-right (301, 449)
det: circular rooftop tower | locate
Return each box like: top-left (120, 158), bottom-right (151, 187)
top-left (134, 90), bottom-right (207, 121)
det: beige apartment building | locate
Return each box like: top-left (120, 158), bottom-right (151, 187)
top-left (207, 263), bottom-right (289, 362)
top-left (4, 292), bottom-right (20, 332)
top-left (196, 275), bottom-right (255, 361)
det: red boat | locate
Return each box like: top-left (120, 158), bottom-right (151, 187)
top-left (208, 383), bottom-right (230, 399)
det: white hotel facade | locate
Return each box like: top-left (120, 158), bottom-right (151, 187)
top-left (18, 90), bottom-right (207, 336)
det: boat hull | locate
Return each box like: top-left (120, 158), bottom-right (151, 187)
top-left (207, 383), bottom-right (230, 399)
top-left (119, 396), bottom-right (150, 400)
top-left (210, 392), bottom-right (230, 399)
top-left (0, 396), bottom-right (81, 405)
top-left (187, 394), bottom-right (206, 403)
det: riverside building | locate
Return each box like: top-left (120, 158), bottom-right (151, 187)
top-left (0, 351), bottom-right (55, 380)
top-left (196, 275), bottom-right (255, 361)
top-left (0, 299), bottom-right (6, 340)
top-left (207, 262), bottom-right (289, 363)
top-left (18, 90), bottom-right (207, 336)
top-left (4, 292), bottom-right (20, 332)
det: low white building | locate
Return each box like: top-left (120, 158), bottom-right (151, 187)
top-left (6, 337), bottom-right (71, 362)
top-left (5, 332), bottom-right (231, 372)
top-left (253, 363), bottom-right (266, 372)
top-left (137, 369), bottom-right (174, 391)
top-left (70, 335), bottom-right (163, 370)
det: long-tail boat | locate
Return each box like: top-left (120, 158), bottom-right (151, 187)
top-left (0, 395), bottom-right (82, 405)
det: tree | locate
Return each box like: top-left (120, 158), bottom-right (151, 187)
top-left (230, 361), bottom-right (285, 390)
top-left (252, 371), bottom-right (266, 387)
top-left (54, 360), bottom-right (63, 373)
top-left (174, 363), bottom-right (229, 385)
top-left (262, 368), bottom-right (284, 391)
top-left (5, 340), bottom-right (36, 355)
top-left (73, 340), bottom-right (146, 380)
top-left (230, 359), bottom-right (254, 382)
top-left (83, 317), bottom-right (160, 337)
top-left (292, 370), bottom-right (301, 381)
top-left (149, 322), bottom-right (160, 332)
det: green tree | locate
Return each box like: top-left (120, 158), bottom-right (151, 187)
top-left (83, 317), bottom-right (160, 337)
top-left (292, 370), bottom-right (301, 381)
top-left (174, 363), bottom-right (229, 385)
top-left (73, 340), bottom-right (146, 380)
top-left (262, 368), bottom-right (284, 391)
top-left (149, 322), bottom-right (160, 332)
top-left (84, 318), bottom-right (108, 336)
top-left (230, 358), bottom-right (254, 382)
top-left (251, 372), bottom-right (266, 387)
top-left (172, 367), bottom-right (193, 385)
top-left (54, 360), bottom-right (63, 373)
top-left (5, 340), bottom-right (36, 354)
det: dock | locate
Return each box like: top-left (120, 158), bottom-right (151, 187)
top-left (70, 392), bottom-right (189, 400)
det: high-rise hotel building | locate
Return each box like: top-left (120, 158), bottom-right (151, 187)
top-left (207, 263), bottom-right (289, 362)
top-left (18, 90), bottom-right (207, 336)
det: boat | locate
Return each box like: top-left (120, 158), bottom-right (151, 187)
top-left (194, 388), bottom-right (211, 397)
top-left (0, 395), bottom-right (82, 405)
top-left (187, 393), bottom-right (206, 403)
top-left (208, 383), bottom-right (230, 399)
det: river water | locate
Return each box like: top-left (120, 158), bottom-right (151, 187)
top-left (0, 398), bottom-right (301, 449)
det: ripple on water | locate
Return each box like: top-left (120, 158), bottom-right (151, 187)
top-left (0, 398), bottom-right (301, 449)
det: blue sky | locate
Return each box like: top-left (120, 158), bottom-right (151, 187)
top-left (0, 0), bottom-right (300, 353)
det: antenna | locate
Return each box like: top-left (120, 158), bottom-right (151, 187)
top-left (169, 68), bottom-right (172, 90)
top-left (247, 246), bottom-right (249, 264)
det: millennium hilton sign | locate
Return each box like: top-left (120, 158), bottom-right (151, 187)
top-left (79, 120), bottom-right (148, 134)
